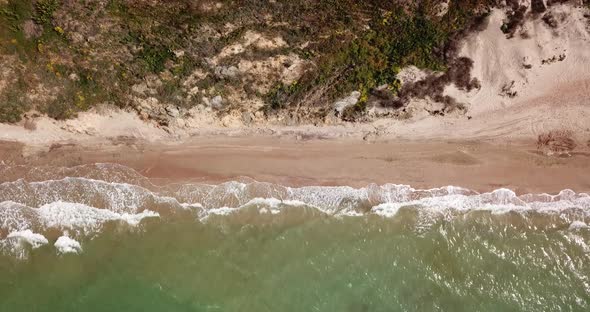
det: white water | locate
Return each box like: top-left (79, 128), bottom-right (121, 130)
top-left (0, 163), bottom-right (589, 259)
top-left (54, 235), bottom-right (82, 254)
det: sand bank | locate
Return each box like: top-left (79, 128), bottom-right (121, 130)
top-left (1, 136), bottom-right (589, 195)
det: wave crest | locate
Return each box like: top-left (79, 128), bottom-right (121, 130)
top-left (0, 163), bottom-right (589, 259)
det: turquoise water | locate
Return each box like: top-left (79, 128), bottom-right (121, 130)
top-left (0, 164), bottom-right (589, 311)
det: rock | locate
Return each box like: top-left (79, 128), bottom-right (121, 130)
top-left (210, 95), bottom-right (224, 109)
top-left (334, 91), bottom-right (361, 116)
top-left (221, 114), bottom-right (242, 127)
top-left (531, 0), bottom-right (546, 15)
top-left (139, 111), bottom-right (150, 121)
top-left (241, 111), bottom-right (253, 125)
top-left (173, 50), bottom-right (185, 58)
top-left (542, 13), bottom-right (558, 28)
top-left (396, 66), bottom-right (429, 85)
top-left (166, 105), bottom-right (180, 118)
top-left (132, 83), bottom-right (149, 95)
top-left (69, 32), bottom-right (85, 44)
top-left (145, 75), bottom-right (163, 89)
top-left (159, 70), bottom-right (173, 81)
top-left (215, 65), bottom-right (239, 79)
top-left (23, 118), bottom-right (36, 131)
top-left (435, 0), bottom-right (450, 17)
top-left (188, 86), bottom-right (200, 97)
top-left (141, 97), bottom-right (159, 110)
top-left (202, 97), bottom-right (210, 107)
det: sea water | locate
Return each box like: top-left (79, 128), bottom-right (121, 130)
top-left (0, 163), bottom-right (589, 311)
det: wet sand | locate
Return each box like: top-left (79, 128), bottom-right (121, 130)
top-left (1, 136), bottom-right (589, 194)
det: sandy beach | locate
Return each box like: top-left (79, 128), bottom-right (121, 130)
top-left (1, 135), bottom-right (589, 195)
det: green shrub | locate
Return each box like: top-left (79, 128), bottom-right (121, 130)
top-left (0, 82), bottom-right (28, 123)
top-left (0, 0), bottom-right (501, 122)
top-left (138, 44), bottom-right (174, 73)
top-left (265, 82), bottom-right (301, 111)
top-left (33, 0), bottom-right (59, 25)
top-left (262, 0), bottom-right (496, 116)
top-left (44, 94), bottom-right (74, 120)
top-left (0, 97), bottom-right (26, 123)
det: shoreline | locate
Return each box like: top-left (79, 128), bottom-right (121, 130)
top-left (2, 136), bottom-right (589, 195)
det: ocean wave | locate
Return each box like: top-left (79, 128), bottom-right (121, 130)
top-left (54, 235), bottom-right (82, 254)
top-left (7, 229), bottom-right (49, 249)
top-left (0, 200), bottom-right (160, 259)
top-left (0, 200), bottom-right (160, 235)
top-left (0, 229), bottom-right (49, 259)
top-left (1, 179), bottom-right (589, 232)
top-left (0, 163), bottom-right (589, 259)
top-left (0, 177), bottom-right (181, 214)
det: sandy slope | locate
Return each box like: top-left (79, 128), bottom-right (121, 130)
top-left (2, 6), bottom-right (589, 146)
top-left (394, 4), bottom-right (590, 141)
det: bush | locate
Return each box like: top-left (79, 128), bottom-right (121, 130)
top-left (265, 82), bottom-right (300, 111)
top-left (0, 79), bottom-right (28, 123)
top-left (33, 0), bottom-right (59, 25)
top-left (44, 94), bottom-right (75, 120)
top-left (138, 44), bottom-right (174, 73)
top-left (262, 0), bottom-right (497, 117)
top-left (501, 5), bottom-right (527, 38)
top-left (0, 97), bottom-right (26, 123)
top-left (537, 130), bottom-right (577, 155)
top-left (0, 0), bottom-right (513, 123)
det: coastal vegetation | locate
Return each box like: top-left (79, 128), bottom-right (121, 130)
top-left (0, 0), bottom-right (586, 124)
top-left (537, 130), bottom-right (578, 155)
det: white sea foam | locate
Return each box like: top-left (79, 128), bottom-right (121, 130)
top-left (365, 189), bottom-right (590, 218)
top-left (371, 203), bottom-right (403, 218)
top-left (190, 184), bottom-right (590, 223)
top-left (0, 201), bottom-right (160, 237)
top-left (0, 201), bottom-right (37, 233)
top-left (54, 236), bottom-right (82, 254)
top-left (569, 221), bottom-right (588, 231)
top-left (120, 210), bottom-right (161, 226)
top-left (1, 200), bottom-right (160, 259)
top-left (37, 201), bottom-right (160, 233)
top-left (201, 207), bottom-right (239, 221)
top-left (199, 197), bottom-right (315, 220)
top-left (0, 177), bottom-right (181, 214)
top-left (7, 230), bottom-right (48, 249)
top-left (1, 162), bottom-right (590, 259)
top-left (0, 229), bottom-right (49, 259)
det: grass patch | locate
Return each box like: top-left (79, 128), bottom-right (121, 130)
top-left (0, 78), bottom-right (29, 123)
top-left (137, 43), bottom-right (174, 74)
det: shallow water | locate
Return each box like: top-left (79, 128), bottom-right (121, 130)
top-left (0, 163), bottom-right (589, 311)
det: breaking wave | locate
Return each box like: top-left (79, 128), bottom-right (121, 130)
top-left (0, 163), bottom-right (589, 258)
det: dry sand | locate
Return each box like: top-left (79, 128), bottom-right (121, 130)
top-left (1, 136), bottom-right (589, 194)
